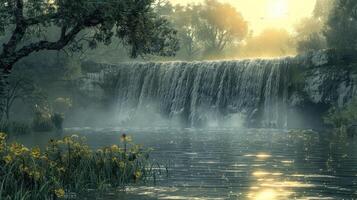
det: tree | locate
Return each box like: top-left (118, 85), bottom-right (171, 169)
top-left (159, 0), bottom-right (248, 60)
top-left (169, 4), bottom-right (202, 60)
top-left (325, 0), bottom-right (357, 49)
top-left (0, 0), bottom-right (179, 120)
top-left (294, 0), bottom-right (334, 53)
top-left (4, 74), bottom-right (46, 120)
top-left (241, 28), bottom-right (295, 57)
top-left (295, 18), bottom-right (327, 52)
top-left (196, 0), bottom-right (248, 56)
top-left (155, 2), bottom-right (202, 60)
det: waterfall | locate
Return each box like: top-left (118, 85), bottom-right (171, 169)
top-left (98, 59), bottom-right (292, 128)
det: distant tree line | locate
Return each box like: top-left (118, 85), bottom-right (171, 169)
top-left (160, 0), bottom-right (357, 58)
top-left (296, 0), bottom-right (357, 52)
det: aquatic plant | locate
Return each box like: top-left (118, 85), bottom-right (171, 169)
top-left (0, 133), bottom-right (151, 200)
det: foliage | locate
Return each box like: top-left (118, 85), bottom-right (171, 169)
top-left (0, 121), bottom-right (31, 135)
top-left (295, 18), bottom-right (327, 53)
top-left (241, 28), bottom-right (296, 57)
top-left (51, 113), bottom-right (64, 130)
top-left (295, 0), bottom-right (356, 51)
top-left (196, 0), bottom-right (248, 55)
top-left (0, 133), bottom-right (151, 200)
top-left (53, 97), bottom-right (72, 114)
top-left (294, 0), bottom-right (334, 53)
top-left (325, 0), bottom-right (357, 50)
top-left (324, 99), bottom-right (357, 132)
top-left (32, 106), bottom-right (54, 132)
top-left (3, 74), bottom-right (47, 120)
top-left (159, 0), bottom-right (248, 59)
top-left (0, 0), bottom-right (179, 69)
top-left (0, 0), bottom-right (179, 122)
top-left (164, 3), bottom-right (202, 60)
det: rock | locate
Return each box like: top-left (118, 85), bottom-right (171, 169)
top-left (347, 125), bottom-right (357, 137)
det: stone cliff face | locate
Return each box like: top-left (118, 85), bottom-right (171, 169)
top-left (77, 50), bottom-right (357, 128)
top-left (287, 50), bottom-right (356, 128)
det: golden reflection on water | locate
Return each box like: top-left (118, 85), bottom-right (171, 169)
top-left (248, 188), bottom-right (293, 200)
top-left (248, 170), bottom-right (315, 199)
top-left (244, 153), bottom-right (272, 159)
top-left (255, 154), bottom-right (272, 159)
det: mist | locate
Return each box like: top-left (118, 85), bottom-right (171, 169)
top-left (1, 0), bottom-right (357, 199)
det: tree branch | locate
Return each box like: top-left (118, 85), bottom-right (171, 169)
top-left (25, 13), bottom-right (61, 26)
top-left (2, 12), bottom-right (104, 72)
top-left (2, 0), bottom-right (26, 56)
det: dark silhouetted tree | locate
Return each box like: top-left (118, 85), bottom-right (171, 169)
top-left (0, 0), bottom-right (179, 120)
top-left (325, 0), bottom-right (357, 49)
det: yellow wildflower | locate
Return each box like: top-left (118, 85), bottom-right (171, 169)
top-left (10, 143), bottom-right (29, 156)
top-left (41, 155), bottom-right (48, 161)
top-left (54, 188), bottom-right (65, 198)
top-left (21, 146), bottom-right (29, 153)
top-left (0, 132), bottom-right (6, 141)
top-left (56, 140), bottom-right (64, 145)
top-left (63, 137), bottom-right (73, 145)
top-left (120, 134), bottom-right (132, 143)
top-left (31, 147), bottom-right (41, 158)
top-left (134, 170), bottom-right (142, 179)
top-left (118, 161), bottom-right (125, 168)
top-left (19, 164), bottom-right (29, 173)
top-left (71, 134), bottom-right (79, 139)
top-left (29, 171), bottom-right (41, 181)
top-left (3, 155), bottom-right (12, 164)
top-left (110, 145), bottom-right (120, 152)
top-left (0, 141), bottom-right (4, 152)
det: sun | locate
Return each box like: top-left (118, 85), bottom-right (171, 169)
top-left (267, 0), bottom-right (289, 19)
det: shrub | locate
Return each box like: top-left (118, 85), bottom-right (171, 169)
top-left (32, 111), bottom-right (54, 132)
top-left (51, 113), bottom-right (64, 130)
top-left (53, 98), bottom-right (72, 114)
top-left (0, 121), bottom-right (32, 136)
top-left (324, 99), bottom-right (357, 132)
top-left (0, 133), bottom-right (151, 200)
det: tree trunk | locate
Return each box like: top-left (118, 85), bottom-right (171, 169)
top-left (5, 102), bottom-right (9, 121)
top-left (0, 68), bottom-right (10, 123)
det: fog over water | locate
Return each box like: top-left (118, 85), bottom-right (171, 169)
top-left (80, 59), bottom-right (293, 129)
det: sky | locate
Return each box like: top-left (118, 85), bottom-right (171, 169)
top-left (168, 0), bottom-right (317, 35)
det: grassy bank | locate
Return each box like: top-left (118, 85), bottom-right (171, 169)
top-left (0, 133), bottom-right (151, 200)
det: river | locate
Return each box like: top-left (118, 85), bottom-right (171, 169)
top-left (11, 128), bottom-right (357, 199)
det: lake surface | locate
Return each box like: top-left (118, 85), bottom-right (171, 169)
top-left (11, 128), bottom-right (357, 200)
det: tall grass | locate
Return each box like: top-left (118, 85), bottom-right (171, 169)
top-left (0, 121), bottom-right (32, 136)
top-left (0, 133), bottom-right (151, 200)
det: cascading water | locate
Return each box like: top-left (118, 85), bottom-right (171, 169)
top-left (99, 58), bottom-right (292, 128)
